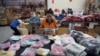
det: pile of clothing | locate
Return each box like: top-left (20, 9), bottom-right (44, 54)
top-left (61, 13), bottom-right (100, 22)
top-left (0, 32), bottom-right (100, 56)
top-left (70, 30), bottom-right (100, 56)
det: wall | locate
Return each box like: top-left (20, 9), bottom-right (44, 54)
top-left (48, 0), bottom-right (86, 13)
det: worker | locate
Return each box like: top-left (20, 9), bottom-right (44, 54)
top-left (40, 10), bottom-right (58, 35)
top-left (10, 15), bottom-right (29, 35)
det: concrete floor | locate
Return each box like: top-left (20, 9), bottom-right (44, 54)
top-left (0, 26), bottom-right (13, 43)
top-left (0, 26), bottom-right (100, 44)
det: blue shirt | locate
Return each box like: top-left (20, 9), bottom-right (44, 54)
top-left (30, 17), bottom-right (40, 23)
top-left (10, 19), bottom-right (20, 28)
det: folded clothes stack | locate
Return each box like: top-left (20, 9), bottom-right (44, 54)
top-left (1, 31), bottom-right (100, 56)
top-left (0, 42), bottom-right (11, 49)
top-left (70, 30), bottom-right (100, 55)
top-left (21, 48), bottom-right (36, 56)
top-left (61, 13), bottom-right (100, 22)
top-left (51, 44), bottom-right (65, 56)
top-left (9, 42), bottom-right (20, 51)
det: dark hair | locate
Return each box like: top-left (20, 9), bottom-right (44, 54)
top-left (46, 8), bottom-right (54, 15)
top-left (62, 9), bottom-right (66, 14)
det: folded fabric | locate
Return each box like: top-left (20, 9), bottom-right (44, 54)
top-left (61, 34), bottom-right (75, 46)
top-left (20, 39), bottom-right (35, 47)
top-left (29, 34), bottom-right (42, 41)
top-left (65, 43), bottom-right (86, 56)
top-left (51, 44), bottom-right (65, 56)
top-left (42, 36), bottom-right (51, 44)
top-left (0, 42), bottom-right (11, 49)
top-left (36, 48), bottom-right (50, 56)
top-left (69, 30), bottom-right (85, 43)
top-left (10, 36), bottom-right (22, 41)
top-left (0, 50), bottom-right (16, 56)
top-left (9, 42), bottom-right (20, 51)
top-left (70, 30), bottom-right (100, 55)
top-left (21, 48), bottom-right (36, 56)
top-left (70, 30), bottom-right (84, 37)
top-left (30, 41), bottom-right (44, 48)
top-left (79, 37), bottom-right (100, 55)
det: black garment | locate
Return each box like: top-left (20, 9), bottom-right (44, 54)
top-left (10, 26), bottom-right (21, 35)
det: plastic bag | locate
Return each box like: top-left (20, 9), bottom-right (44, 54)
top-left (51, 44), bottom-right (65, 56)
top-left (61, 34), bottom-right (75, 46)
top-left (9, 42), bottom-right (20, 51)
top-left (0, 42), bottom-right (10, 49)
top-left (21, 48), bottom-right (36, 56)
top-left (0, 50), bottom-right (16, 56)
top-left (10, 36), bottom-right (21, 41)
top-left (36, 48), bottom-right (50, 56)
top-left (30, 41), bottom-right (44, 48)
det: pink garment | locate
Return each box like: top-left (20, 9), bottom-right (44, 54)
top-left (9, 42), bottom-right (20, 51)
top-left (61, 34), bottom-right (75, 45)
top-left (21, 48), bottom-right (35, 56)
top-left (0, 42), bottom-right (10, 49)
top-left (51, 44), bottom-right (65, 56)
top-left (30, 41), bottom-right (44, 48)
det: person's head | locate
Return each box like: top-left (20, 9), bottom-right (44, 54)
top-left (46, 10), bottom-right (54, 23)
top-left (61, 9), bottom-right (66, 14)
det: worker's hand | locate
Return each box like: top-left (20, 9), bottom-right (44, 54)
top-left (39, 28), bottom-right (44, 31)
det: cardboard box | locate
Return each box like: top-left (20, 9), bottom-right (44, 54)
top-left (18, 28), bottom-right (28, 35)
top-left (94, 25), bottom-right (100, 35)
top-left (58, 27), bottom-right (69, 35)
top-left (0, 18), bottom-right (8, 25)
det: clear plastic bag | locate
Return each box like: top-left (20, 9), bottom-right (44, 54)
top-left (0, 42), bottom-right (11, 49)
top-left (21, 48), bottom-right (36, 56)
top-left (51, 44), bottom-right (65, 56)
top-left (9, 42), bottom-right (20, 51)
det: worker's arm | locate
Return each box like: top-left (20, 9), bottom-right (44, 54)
top-left (18, 19), bottom-right (29, 25)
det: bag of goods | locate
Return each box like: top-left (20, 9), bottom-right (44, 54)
top-left (65, 43), bottom-right (86, 56)
top-left (92, 13), bottom-right (100, 21)
top-left (72, 16), bottom-right (83, 22)
top-left (21, 48), bottom-right (36, 56)
top-left (9, 42), bottom-right (20, 51)
top-left (36, 48), bottom-right (50, 56)
top-left (10, 36), bottom-right (21, 41)
top-left (0, 50), bottom-right (16, 56)
top-left (83, 15), bottom-right (95, 22)
top-left (51, 44), bottom-right (65, 56)
top-left (79, 37), bottom-right (100, 55)
top-left (60, 34), bottom-right (75, 46)
top-left (0, 42), bottom-right (11, 49)
top-left (30, 41), bottom-right (44, 48)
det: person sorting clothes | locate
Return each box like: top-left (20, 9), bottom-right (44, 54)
top-left (10, 15), bottom-right (29, 35)
top-left (40, 10), bottom-right (58, 35)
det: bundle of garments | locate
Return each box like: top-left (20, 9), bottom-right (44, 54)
top-left (62, 16), bottom-right (83, 22)
top-left (70, 30), bottom-right (100, 56)
top-left (20, 34), bottom-right (45, 47)
top-left (51, 34), bottom-right (87, 56)
top-left (1, 33), bottom-right (100, 56)
top-left (61, 13), bottom-right (100, 22)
